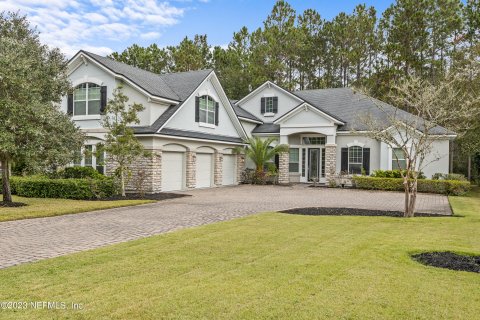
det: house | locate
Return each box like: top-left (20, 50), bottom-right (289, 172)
top-left (63, 50), bottom-right (454, 192)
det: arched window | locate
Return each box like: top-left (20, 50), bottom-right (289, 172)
top-left (74, 83), bottom-right (101, 115)
top-left (348, 146), bottom-right (363, 174)
top-left (199, 95), bottom-right (216, 125)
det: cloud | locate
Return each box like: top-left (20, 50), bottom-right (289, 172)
top-left (0, 0), bottom-right (188, 57)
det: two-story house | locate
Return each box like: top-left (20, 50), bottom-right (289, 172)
top-left (63, 50), bottom-right (454, 192)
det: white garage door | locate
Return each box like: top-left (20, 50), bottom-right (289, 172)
top-left (196, 153), bottom-right (213, 188)
top-left (222, 154), bottom-right (236, 185)
top-left (162, 152), bottom-right (184, 191)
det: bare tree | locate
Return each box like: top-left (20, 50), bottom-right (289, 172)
top-left (357, 73), bottom-right (480, 217)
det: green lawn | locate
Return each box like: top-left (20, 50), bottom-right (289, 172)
top-left (0, 195), bottom-right (154, 222)
top-left (0, 190), bottom-right (479, 319)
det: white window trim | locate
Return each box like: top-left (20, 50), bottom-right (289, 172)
top-left (73, 83), bottom-right (101, 116)
top-left (72, 115), bottom-right (102, 121)
top-left (289, 148), bottom-right (300, 173)
top-left (348, 146), bottom-right (363, 174)
top-left (199, 95), bottom-right (216, 126)
top-left (301, 134), bottom-right (326, 145)
top-left (263, 112), bottom-right (275, 117)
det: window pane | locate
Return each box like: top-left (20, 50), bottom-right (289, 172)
top-left (289, 163), bottom-right (299, 173)
top-left (289, 148), bottom-right (299, 162)
top-left (199, 109), bottom-right (207, 123)
top-left (349, 146), bottom-right (363, 163)
top-left (301, 149), bottom-right (306, 177)
top-left (392, 159), bottom-right (407, 170)
top-left (349, 163), bottom-right (362, 175)
top-left (84, 145), bottom-right (93, 167)
top-left (199, 97), bottom-right (207, 110)
top-left (73, 149), bottom-right (82, 166)
top-left (88, 100), bottom-right (101, 115)
top-left (265, 97), bottom-right (274, 113)
top-left (207, 111), bottom-right (215, 124)
top-left (207, 98), bottom-right (215, 111)
top-left (88, 85), bottom-right (101, 100)
top-left (74, 84), bottom-right (87, 100)
top-left (321, 148), bottom-right (325, 177)
top-left (302, 137), bottom-right (325, 145)
top-left (393, 148), bottom-right (405, 160)
top-left (74, 101), bottom-right (86, 115)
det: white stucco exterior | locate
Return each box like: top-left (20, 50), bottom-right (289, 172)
top-left (64, 50), bottom-right (453, 191)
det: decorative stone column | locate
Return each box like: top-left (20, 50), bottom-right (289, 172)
top-left (324, 144), bottom-right (337, 179)
top-left (106, 149), bottom-right (162, 194)
top-left (236, 153), bottom-right (245, 183)
top-left (186, 151), bottom-right (196, 189)
top-left (278, 151), bottom-right (290, 184)
top-left (214, 152), bottom-right (223, 186)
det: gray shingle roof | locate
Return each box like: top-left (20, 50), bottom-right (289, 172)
top-left (252, 123), bottom-right (280, 134)
top-left (132, 103), bottom-right (183, 134)
top-left (230, 101), bottom-right (262, 122)
top-left (80, 50), bottom-right (212, 102)
top-left (294, 88), bottom-right (452, 135)
top-left (159, 128), bottom-right (244, 144)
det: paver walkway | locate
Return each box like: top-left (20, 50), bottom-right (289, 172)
top-left (0, 185), bottom-right (451, 269)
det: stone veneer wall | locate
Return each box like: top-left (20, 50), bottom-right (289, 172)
top-left (236, 153), bottom-right (245, 183)
top-left (186, 151), bottom-right (196, 189)
top-left (324, 144), bottom-right (337, 179)
top-left (278, 152), bottom-right (290, 184)
top-left (106, 149), bottom-right (162, 193)
top-left (214, 152), bottom-right (223, 186)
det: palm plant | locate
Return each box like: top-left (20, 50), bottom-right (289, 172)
top-left (240, 136), bottom-right (289, 173)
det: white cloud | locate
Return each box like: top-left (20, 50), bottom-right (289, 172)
top-left (0, 0), bottom-right (188, 57)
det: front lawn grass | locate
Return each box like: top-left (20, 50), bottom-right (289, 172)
top-left (0, 189), bottom-right (479, 319)
top-left (0, 195), bottom-right (154, 222)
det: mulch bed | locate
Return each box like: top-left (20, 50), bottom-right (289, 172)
top-left (412, 252), bottom-right (480, 273)
top-left (0, 202), bottom-right (27, 208)
top-left (95, 193), bottom-right (190, 201)
top-left (279, 207), bottom-right (450, 217)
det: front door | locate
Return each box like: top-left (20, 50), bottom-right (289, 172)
top-left (308, 148), bottom-right (320, 182)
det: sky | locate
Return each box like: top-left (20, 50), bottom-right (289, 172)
top-left (0, 0), bottom-right (395, 57)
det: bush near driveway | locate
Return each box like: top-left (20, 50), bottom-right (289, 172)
top-left (0, 176), bottom-right (118, 200)
top-left (353, 176), bottom-right (471, 195)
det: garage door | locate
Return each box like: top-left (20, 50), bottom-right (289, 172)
top-left (196, 153), bottom-right (213, 188)
top-left (162, 152), bottom-right (184, 191)
top-left (222, 154), bottom-right (236, 185)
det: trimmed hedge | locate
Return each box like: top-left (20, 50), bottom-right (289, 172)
top-left (372, 169), bottom-right (426, 179)
top-left (352, 176), bottom-right (471, 196)
top-left (1, 176), bottom-right (118, 200)
top-left (59, 166), bottom-right (105, 179)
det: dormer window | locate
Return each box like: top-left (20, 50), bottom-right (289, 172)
top-left (74, 83), bottom-right (101, 116)
top-left (261, 96), bottom-right (278, 116)
top-left (195, 95), bottom-right (219, 126)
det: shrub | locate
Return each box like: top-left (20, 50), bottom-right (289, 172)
top-left (59, 166), bottom-right (105, 179)
top-left (352, 176), bottom-right (471, 196)
top-left (1, 176), bottom-right (118, 199)
top-left (371, 169), bottom-right (426, 179)
top-left (432, 173), bottom-right (467, 181)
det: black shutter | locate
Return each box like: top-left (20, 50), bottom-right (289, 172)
top-left (273, 96), bottom-right (278, 113)
top-left (275, 154), bottom-right (279, 170)
top-left (67, 93), bottom-right (73, 115)
top-left (341, 148), bottom-right (348, 173)
top-left (261, 97), bottom-right (266, 114)
top-left (100, 86), bottom-right (107, 114)
top-left (215, 102), bottom-right (219, 126)
top-left (195, 96), bottom-right (200, 122)
top-left (363, 148), bottom-right (370, 175)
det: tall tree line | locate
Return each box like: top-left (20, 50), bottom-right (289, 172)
top-left (109, 0), bottom-right (480, 179)
top-left (110, 0), bottom-right (478, 100)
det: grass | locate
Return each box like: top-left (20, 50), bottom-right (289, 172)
top-left (0, 189), bottom-right (479, 319)
top-left (0, 195), bottom-right (154, 222)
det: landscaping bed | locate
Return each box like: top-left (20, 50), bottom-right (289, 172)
top-left (280, 207), bottom-right (450, 217)
top-left (412, 252), bottom-right (480, 273)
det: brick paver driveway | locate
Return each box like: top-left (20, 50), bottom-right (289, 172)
top-left (0, 185), bottom-right (451, 269)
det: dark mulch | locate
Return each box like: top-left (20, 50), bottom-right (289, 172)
top-left (412, 252), bottom-right (480, 273)
top-left (94, 193), bottom-right (190, 201)
top-left (0, 202), bottom-right (27, 208)
top-left (279, 207), bottom-right (450, 217)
